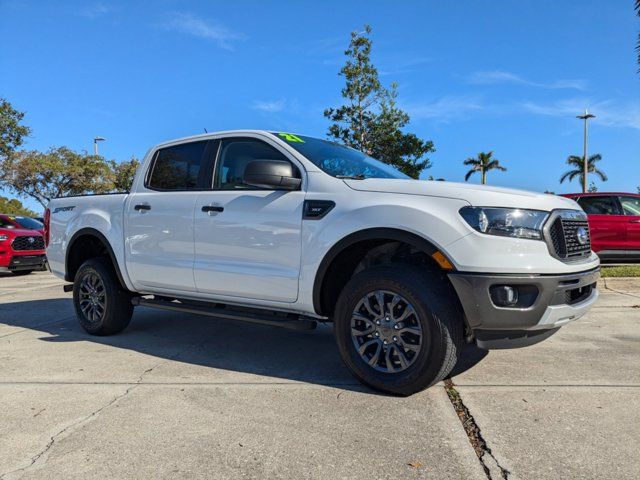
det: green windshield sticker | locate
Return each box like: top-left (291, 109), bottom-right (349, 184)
top-left (278, 132), bottom-right (305, 143)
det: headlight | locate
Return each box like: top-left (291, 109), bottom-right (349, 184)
top-left (459, 207), bottom-right (549, 240)
top-left (0, 234), bottom-right (8, 242)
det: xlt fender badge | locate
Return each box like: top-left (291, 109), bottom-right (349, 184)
top-left (303, 200), bottom-right (335, 220)
top-left (53, 206), bottom-right (76, 214)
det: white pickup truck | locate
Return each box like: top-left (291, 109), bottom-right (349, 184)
top-left (46, 130), bottom-right (600, 395)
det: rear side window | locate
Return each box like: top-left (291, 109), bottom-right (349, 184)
top-left (147, 141), bottom-right (207, 191)
top-left (577, 196), bottom-right (619, 215)
top-left (619, 196), bottom-right (640, 216)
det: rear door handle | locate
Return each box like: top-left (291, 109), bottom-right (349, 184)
top-left (134, 204), bottom-right (151, 211)
top-left (202, 205), bottom-right (224, 213)
top-left (630, 219), bottom-right (640, 223)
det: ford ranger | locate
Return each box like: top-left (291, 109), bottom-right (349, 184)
top-left (45, 130), bottom-right (600, 395)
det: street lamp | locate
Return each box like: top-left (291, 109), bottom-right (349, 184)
top-left (93, 136), bottom-right (106, 156)
top-left (576, 110), bottom-right (595, 193)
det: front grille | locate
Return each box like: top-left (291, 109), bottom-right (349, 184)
top-left (546, 211), bottom-right (591, 260)
top-left (12, 235), bottom-right (45, 251)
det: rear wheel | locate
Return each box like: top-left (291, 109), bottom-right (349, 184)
top-left (11, 270), bottom-right (33, 276)
top-left (73, 258), bottom-right (133, 335)
top-left (334, 265), bottom-right (463, 396)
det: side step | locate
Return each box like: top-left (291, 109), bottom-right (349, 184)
top-left (131, 297), bottom-right (317, 331)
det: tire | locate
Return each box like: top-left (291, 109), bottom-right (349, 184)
top-left (73, 257), bottom-right (133, 335)
top-left (11, 270), bottom-right (33, 276)
top-left (334, 265), bottom-right (464, 396)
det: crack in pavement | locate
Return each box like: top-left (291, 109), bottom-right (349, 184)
top-left (0, 379), bottom-right (144, 479)
top-left (444, 379), bottom-right (510, 480)
top-left (0, 340), bottom-right (199, 480)
top-left (602, 279), bottom-right (640, 300)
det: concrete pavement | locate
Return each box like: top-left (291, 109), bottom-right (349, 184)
top-left (0, 272), bottom-right (639, 479)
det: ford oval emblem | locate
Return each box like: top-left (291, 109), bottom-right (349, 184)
top-left (28, 237), bottom-right (35, 244)
top-left (576, 227), bottom-right (588, 246)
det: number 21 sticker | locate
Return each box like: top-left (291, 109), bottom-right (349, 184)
top-left (278, 133), bottom-right (305, 143)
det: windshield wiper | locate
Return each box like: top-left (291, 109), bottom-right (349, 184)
top-left (336, 174), bottom-right (366, 180)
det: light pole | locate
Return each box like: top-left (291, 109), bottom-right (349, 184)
top-left (93, 136), bottom-right (106, 156)
top-left (576, 110), bottom-right (595, 193)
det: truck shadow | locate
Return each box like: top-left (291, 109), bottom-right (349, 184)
top-left (0, 298), bottom-right (487, 394)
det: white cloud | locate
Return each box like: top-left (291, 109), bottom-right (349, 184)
top-left (77, 2), bottom-right (111, 19)
top-left (161, 13), bottom-right (245, 50)
top-left (520, 98), bottom-right (640, 130)
top-left (379, 56), bottom-right (431, 76)
top-left (251, 99), bottom-right (286, 113)
top-left (468, 70), bottom-right (587, 91)
top-left (404, 96), bottom-right (485, 122)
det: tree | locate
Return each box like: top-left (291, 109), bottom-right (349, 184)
top-left (1, 147), bottom-right (115, 208)
top-left (588, 181), bottom-right (598, 193)
top-left (110, 157), bottom-right (140, 191)
top-left (0, 195), bottom-right (37, 216)
top-left (324, 25), bottom-right (434, 178)
top-left (463, 151), bottom-right (506, 185)
top-left (636, 1), bottom-right (639, 73)
top-left (559, 154), bottom-right (607, 188)
top-left (0, 98), bottom-right (31, 159)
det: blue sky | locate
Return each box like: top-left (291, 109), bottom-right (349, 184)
top-left (1, 0), bottom-right (638, 212)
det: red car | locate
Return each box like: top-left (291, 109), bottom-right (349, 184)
top-left (0, 214), bottom-right (47, 275)
top-left (561, 192), bottom-right (640, 262)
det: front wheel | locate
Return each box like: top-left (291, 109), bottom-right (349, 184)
top-left (334, 266), bottom-right (463, 396)
top-left (73, 258), bottom-right (133, 335)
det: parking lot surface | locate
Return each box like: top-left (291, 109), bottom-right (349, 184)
top-left (1, 272), bottom-right (639, 479)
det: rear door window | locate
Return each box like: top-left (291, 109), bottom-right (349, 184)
top-left (619, 196), bottom-right (640, 216)
top-left (577, 196), bottom-right (619, 215)
top-left (147, 141), bottom-right (207, 191)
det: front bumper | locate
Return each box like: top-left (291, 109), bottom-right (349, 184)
top-left (0, 254), bottom-right (47, 272)
top-left (448, 267), bottom-right (600, 349)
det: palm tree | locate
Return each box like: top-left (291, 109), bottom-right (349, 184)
top-left (559, 154), bottom-right (607, 191)
top-left (463, 151), bottom-right (506, 185)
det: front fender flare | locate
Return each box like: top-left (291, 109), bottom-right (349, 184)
top-left (312, 227), bottom-right (443, 315)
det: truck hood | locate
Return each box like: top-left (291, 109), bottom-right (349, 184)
top-left (343, 179), bottom-right (579, 211)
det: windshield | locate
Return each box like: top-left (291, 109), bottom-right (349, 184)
top-left (0, 217), bottom-right (16, 229)
top-left (10, 216), bottom-right (43, 230)
top-left (270, 132), bottom-right (410, 179)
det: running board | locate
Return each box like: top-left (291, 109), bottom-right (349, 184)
top-left (131, 297), bottom-right (317, 331)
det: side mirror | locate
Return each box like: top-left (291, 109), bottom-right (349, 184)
top-left (243, 160), bottom-right (301, 190)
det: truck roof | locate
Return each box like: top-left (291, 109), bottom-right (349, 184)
top-left (153, 129), bottom-right (287, 149)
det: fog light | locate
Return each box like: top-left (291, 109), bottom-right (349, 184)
top-left (491, 285), bottom-right (519, 307)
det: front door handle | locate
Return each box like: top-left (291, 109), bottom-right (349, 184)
top-left (630, 219), bottom-right (640, 223)
top-left (202, 205), bottom-right (224, 213)
top-left (134, 204), bottom-right (151, 211)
